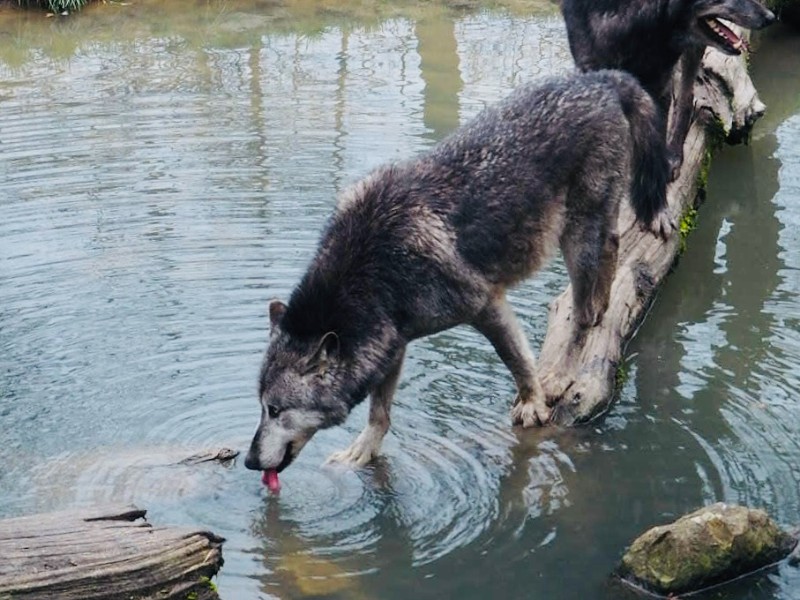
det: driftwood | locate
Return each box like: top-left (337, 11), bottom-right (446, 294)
top-left (179, 447), bottom-right (239, 466)
top-left (539, 39), bottom-right (766, 425)
top-left (0, 505), bottom-right (224, 600)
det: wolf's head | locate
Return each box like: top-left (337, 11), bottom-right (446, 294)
top-left (244, 296), bottom-right (401, 485)
top-left (244, 300), bottom-right (352, 477)
top-left (685, 0), bottom-right (775, 55)
top-left (245, 174), bottom-right (408, 486)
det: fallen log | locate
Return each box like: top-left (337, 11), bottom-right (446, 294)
top-left (538, 38), bottom-right (767, 424)
top-left (0, 505), bottom-right (224, 600)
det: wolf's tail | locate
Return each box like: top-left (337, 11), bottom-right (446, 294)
top-left (607, 71), bottom-right (670, 227)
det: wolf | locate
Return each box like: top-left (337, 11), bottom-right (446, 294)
top-left (561, 0), bottom-right (775, 179)
top-left (244, 70), bottom-right (671, 486)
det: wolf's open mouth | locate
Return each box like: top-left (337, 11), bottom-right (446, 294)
top-left (702, 17), bottom-right (750, 54)
top-left (260, 442), bottom-right (295, 493)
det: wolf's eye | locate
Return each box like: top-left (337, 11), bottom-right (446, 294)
top-left (267, 405), bottom-right (281, 419)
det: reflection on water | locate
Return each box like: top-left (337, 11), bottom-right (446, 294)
top-left (622, 23), bottom-right (800, 600)
top-left (1, 2), bottom-right (799, 599)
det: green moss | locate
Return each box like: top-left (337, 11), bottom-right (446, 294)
top-left (706, 116), bottom-right (731, 155)
top-left (614, 360), bottom-right (629, 389)
top-left (620, 504), bottom-right (797, 595)
top-left (696, 148), bottom-right (713, 192)
top-left (199, 576), bottom-right (218, 593)
top-left (678, 207), bottom-right (698, 255)
top-left (683, 115), bottom-right (728, 255)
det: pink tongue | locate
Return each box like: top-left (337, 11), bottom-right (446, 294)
top-left (262, 469), bottom-right (281, 493)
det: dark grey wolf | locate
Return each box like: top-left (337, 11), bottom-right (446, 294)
top-left (561, 0), bottom-right (775, 178)
top-left (244, 70), bottom-right (670, 483)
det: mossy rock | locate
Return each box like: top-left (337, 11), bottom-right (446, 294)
top-left (619, 503), bottom-right (798, 596)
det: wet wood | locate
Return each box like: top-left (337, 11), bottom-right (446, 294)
top-left (0, 504), bottom-right (224, 600)
top-left (179, 447), bottom-right (239, 465)
top-left (539, 39), bottom-right (765, 424)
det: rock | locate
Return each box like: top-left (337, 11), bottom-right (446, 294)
top-left (619, 503), bottom-right (798, 596)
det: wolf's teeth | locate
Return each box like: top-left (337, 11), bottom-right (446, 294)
top-left (704, 17), bottom-right (743, 50)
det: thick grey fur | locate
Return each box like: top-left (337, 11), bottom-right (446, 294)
top-left (245, 70), bottom-right (671, 474)
top-left (561, 0), bottom-right (775, 179)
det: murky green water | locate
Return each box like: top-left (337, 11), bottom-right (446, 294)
top-left (1, 2), bottom-right (799, 599)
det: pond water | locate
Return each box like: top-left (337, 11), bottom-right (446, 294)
top-left (1, 2), bottom-right (799, 599)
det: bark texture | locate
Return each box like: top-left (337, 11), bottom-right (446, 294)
top-left (0, 505), bottom-right (224, 600)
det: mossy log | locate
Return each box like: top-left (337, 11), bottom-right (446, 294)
top-left (619, 503), bottom-right (798, 596)
top-left (0, 505), bottom-right (224, 600)
top-left (538, 37), bottom-right (767, 424)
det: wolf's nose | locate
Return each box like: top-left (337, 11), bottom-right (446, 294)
top-left (244, 449), bottom-right (261, 471)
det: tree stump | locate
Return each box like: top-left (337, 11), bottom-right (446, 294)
top-left (538, 39), bottom-right (767, 424)
top-left (0, 505), bottom-right (224, 600)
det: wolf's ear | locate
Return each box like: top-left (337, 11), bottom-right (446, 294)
top-left (269, 300), bottom-right (287, 330)
top-left (308, 331), bottom-right (340, 375)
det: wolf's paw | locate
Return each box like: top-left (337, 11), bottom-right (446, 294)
top-left (325, 447), bottom-right (374, 468)
top-left (668, 150), bottom-right (683, 182)
top-left (649, 210), bottom-right (677, 241)
top-left (325, 426), bottom-right (385, 468)
top-left (510, 396), bottom-right (551, 428)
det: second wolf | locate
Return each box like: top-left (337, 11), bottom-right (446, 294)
top-left (561, 0), bottom-right (775, 178)
top-left (245, 70), bottom-right (669, 481)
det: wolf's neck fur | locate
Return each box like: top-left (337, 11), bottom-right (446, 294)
top-left (281, 166), bottom-right (413, 357)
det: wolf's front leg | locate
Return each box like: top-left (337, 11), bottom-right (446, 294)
top-left (326, 350), bottom-right (405, 467)
top-left (667, 47), bottom-right (704, 181)
top-left (473, 294), bottom-right (551, 427)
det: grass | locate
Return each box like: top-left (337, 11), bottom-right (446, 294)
top-left (15, 0), bottom-right (88, 12)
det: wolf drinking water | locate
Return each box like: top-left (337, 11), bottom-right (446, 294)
top-left (245, 70), bottom-right (671, 489)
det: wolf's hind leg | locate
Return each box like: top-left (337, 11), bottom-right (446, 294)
top-left (561, 222), bottom-right (609, 333)
top-left (326, 350), bottom-right (405, 467)
top-left (590, 230), bottom-right (620, 326)
top-left (472, 294), bottom-right (551, 427)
